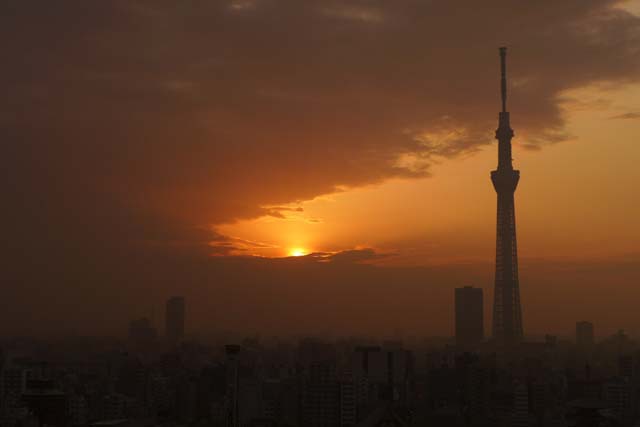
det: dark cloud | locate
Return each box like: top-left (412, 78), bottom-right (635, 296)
top-left (281, 248), bottom-right (391, 263)
top-left (263, 206), bottom-right (304, 219)
top-left (3, 0), bottom-right (640, 227)
top-left (327, 248), bottom-right (392, 264)
top-left (1, 0), bottom-right (640, 335)
top-left (209, 231), bottom-right (279, 255)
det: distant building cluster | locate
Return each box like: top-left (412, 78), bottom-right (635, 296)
top-left (1, 297), bottom-right (640, 427)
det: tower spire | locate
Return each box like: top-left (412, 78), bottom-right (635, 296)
top-left (500, 47), bottom-right (507, 113)
top-left (496, 47), bottom-right (513, 170)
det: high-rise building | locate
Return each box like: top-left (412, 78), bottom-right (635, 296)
top-left (576, 321), bottom-right (595, 348)
top-left (165, 296), bottom-right (185, 344)
top-left (454, 286), bottom-right (484, 349)
top-left (491, 47), bottom-right (524, 344)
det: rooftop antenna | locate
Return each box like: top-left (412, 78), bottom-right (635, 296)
top-left (500, 46), bottom-right (507, 113)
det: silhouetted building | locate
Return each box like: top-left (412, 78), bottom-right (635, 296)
top-left (339, 371), bottom-right (356, 426)
top-left (491, 47), bottom-right (524, 345)
top-left (576, 321), bottom-right (595, 348)
top-left (603, 377), bottom-right (632, 424)
top-left (300, 362), bottom-right (340, 427)
top-left (68, 395), bottom-right (88, 426)
top-left (1, 367), bottom-right (27, 397)
top-left (22, 380), bottom-right (68, 427)
top-left (512, 380), bottom-right (530, 427)
top-left (454, 287), bottom-right (484, 349)
top-left (530, 379), bottom-right (555, 427)
top-left (455, 353), bottom-right (491, 424)
top-left (226, 344), bottom-right (241, 427)
top-left (618, 355), bottom-right (635, 379)
top-left (165, 296), bottom-right (185, 344)
top-left (567, 399), bottom-right (608, 427)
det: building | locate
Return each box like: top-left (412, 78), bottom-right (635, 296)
top-left (225, 344), bottom-right (241, 427)
top-left (101, 393), bottom-right (128, 420)
top-left (68, 395), bottom-right (88, 426)
top-left (603, 377), bottom-right (632, 424)
top-left (339, 369), bottom-right (356, 427)
top-left (491, 47), bottom-right (524, 345)
top-left (300, 361), bottom-right (341, 427)
top-left (512, 381), bottom-right (530, 427)
top-left (618, 355), bottom-right (635, 379)
top-left (22, 380), bottom-right (69, 427)
top-left (530, 381), bottom-right (547, 425)
top-left (454, 286), bottom-right (484, 349)
top-left (165, 296), bottom-right (185, 344)
top-left (455, 353), bottom-right (491, 424)
top-left (576, 321), bottom-right (595, 348)
top-left (1, 367), bottom-right (27, 397)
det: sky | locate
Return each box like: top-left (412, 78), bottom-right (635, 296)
top-left (1, 0), bottom-right (640, 339)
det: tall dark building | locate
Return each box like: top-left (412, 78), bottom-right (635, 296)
top-left (491, 47), bottom-right (524, 344)
top-left (165, 296), bottom-right (185, 343)
top-left (455, 286), bottom-right (484, 348)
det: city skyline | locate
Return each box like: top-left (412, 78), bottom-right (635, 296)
top-left (3, 4), bottom-right (640, 425)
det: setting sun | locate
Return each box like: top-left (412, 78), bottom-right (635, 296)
top-left (288, 248), bottom-right (308, 257)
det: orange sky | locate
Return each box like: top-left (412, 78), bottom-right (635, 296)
top-left (218, 83), bottom-right (640, 264)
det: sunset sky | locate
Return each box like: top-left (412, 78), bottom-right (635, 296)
top-left (2, 0), bottom-right (640, 338)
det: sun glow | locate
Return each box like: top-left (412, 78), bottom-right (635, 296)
top-left (288, 248), bottom-right (308, 257)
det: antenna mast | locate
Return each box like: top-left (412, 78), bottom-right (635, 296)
top-left (500, 47), bottom-right (507, 112)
